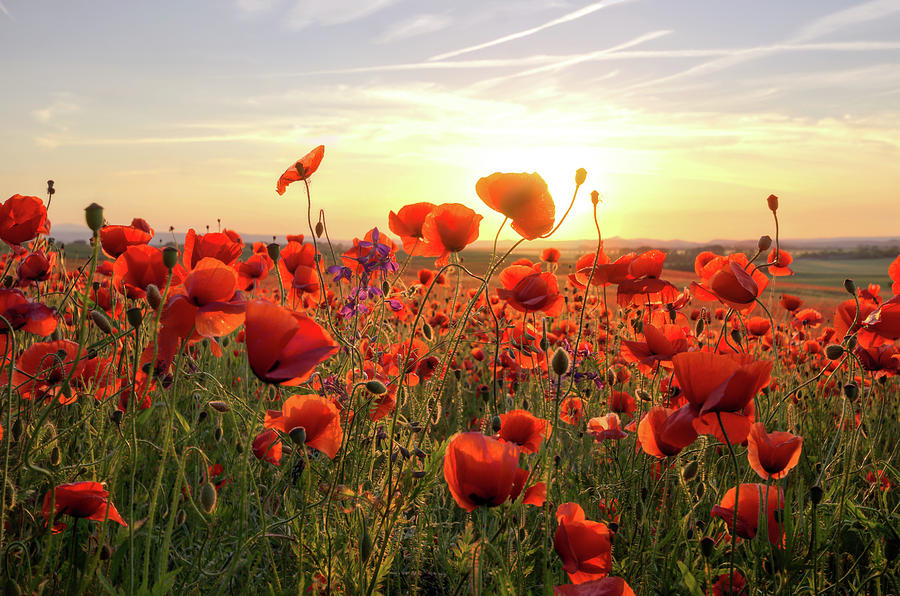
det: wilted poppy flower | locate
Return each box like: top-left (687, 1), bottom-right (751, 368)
top-left (244, 299), bottom-right (338, 385)
top-left (442, 432), bottom-right (523, 512)
top-left (420, 203), bottom-right (483, 267)
top-left (182, 228), bottom-right (244, 269)
top-left (746, 423), bottom-right (802, 480)
top-left (637, 406), bottom-right (697, 458)
top-left (554, 502), bottom-right (613, 584)
top-left (100, 218), bottom-right (154, 258)
top-left (113, 244), bottom-right (184, 299)
top-left (498, 409), bottom-right (551, 453)
top-left (0, 288), bottom-right (57, 336)
top-left (554, 577), bottom-right (635, 596)
top-left (265, 393), bottom-right (343, 458)
top-left (497, 264), bottom-right (564, 316)
top-left (252, 429), bottom-right (283, 465)
top-left (476, 172), bottom-right (555, 240)
top-left (710, 483), bottom-right (784, 546)
top-left (276, 145), bottom-right (325, 195)
top-left (42, 481), bottom-right (127, 533)
top-left (588, 413), bottom-right (628, 442)
top-left (389, 202), bottom-right (435, 255)
top-left (0, 194), bottom-right (50, 246)
top-left (767, 249), bottom-right (794, 276)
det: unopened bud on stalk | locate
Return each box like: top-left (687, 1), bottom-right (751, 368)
top-left (199, 482), bottom-right (217, 513)
top-left (700, 536), bottom-right (714, 558)
top-left (575, 168), bottom-right (587, 186)
top-left (843, 279), bottom-right (856, 295)
top-left (730, 329), bottom-right (741, 344)
top-left (843, 383), bottom-right (859, 400)
top-left (590, 190), bottom-right (600, 206)
top-left (758, 235), bottom-right (772, 251)
top-left (110, 408), bottom-right (123, 425)
top-left (315, 221), bottom-right (325, 238)
top-left (809, 485), bottom-right (823, 505)
top-left (825, 344), bottom-right (845, 360)
top-left (266, 242), bottom-right (280, 262)
top-left (162, 247), bottom-right (178, 270)
top-left (766, 194), bottom-right (779, 212)
top-left (146, 284), bottom-right (163, 310)
top-left (47, 180), bottom-right (55, 195)
top-left (12, 417), bottom-right (24, 441)
top-left (126, 307), bottom-right (143, 330)
top-left (695, 318), bottom-right (705, 335)
top-left (365, 380), bottom-right (387, 395)
top-left (289, 426), bottom-right (307, 447)
top-left (90, 310), bottom-right (115, 334)
top-left (422, 323), bottom-right (433, 341)
top-left (845, 334), bottom-right (857, 350)
top-left (85, 203), bottom-right (104, 232)
top-left (681, 460), bottom-right (699, 482)
top-left (207, 400), bottom-right (230, 413)
top-left (360, 527), bottom-right (373, 563)
top-left (50, 446), bottom-right (61, 467)
top-left (491, 415), bottom-right (502, 433)
top-left (551, 347), bottom-right (570, 376)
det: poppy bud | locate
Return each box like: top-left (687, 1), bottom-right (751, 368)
top-left (575, 168), bottom-right (587, 186)
top-left (825, 344), bottom-right (844, 360)
top-left (695, 318), bottom-right (705, 335)
top-left (12, 417), bottom-right (24, 442)
top-left (214, 426), bottom-right (223, 442)
top-left (175, 509), bottom-right (187, 526)
top-left (730, 329), bottom-right (741, 344)
top-left (843, 383), bottom-right (859, 400)
top-left (90, 310), bottom-right (115, 335)
top-left (590, 190), bottom-right (600, 205)
top-left (360, 527), bottom-right (373, 563)
top-left (365, 380), bottom-right (387, 395)
top-left (99, 543), bottom-right (113, 560)
top-left (766, 194), bottom-right (779, 212)
top-left (844, 334), bottom-right (857, 350)
top-left (110, 408), bottom-right (123, 425)
top-left (199, 482), bottom-right (217, 514)
top-left (809, 485), bottom-right (823, 505)
top-left (551, 347), bottom-right (570, 376)
top-left (162, 247), bottom-right (178, 270)
top-left (84, 203), bottom-right (104, 232)
top-left (126, 307), bottom-right (143, 329)
top-left (47, 179), bottom-right (55, 194)
top-left (758, 235), bottom-right (772, 251)
top-left (315, 221), bottom-right (325, 238)
top-left (50, 446), bottom-right (61, 467)
top-left (491, 415), bottom-right (502, 433)
top-left (197, 410), bottom-right (208, 425)
top-left (146, 284), bottom-right (163, 310)
top-left (289, 426), bottom-right (307, 447)
top-left (207, 400), bottom-right (230, 413)
top-left (422, 323), bottom-right (433, 341)
top-left (695, 483), bottom-right (705, 499)
top-left (681, 461), bottom-right (699, 482)
top-left (843, 279), bottom-right (856, 295)
top-left (700, 536), bottom-right (714, 558)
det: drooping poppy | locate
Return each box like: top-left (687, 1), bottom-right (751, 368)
top-left (42, 481), bottom-right (127, 533)
top-left (419, 203), bottom-right (483, 267)
top-left (554, 577), bottom-right (635, 596)
top-left (265, 393), bottom-right (343, 458)
top-left (0, 194), bottom-right (50, 246)
top-left (244, 299), bottom-right (338, 385)
top-left (746, 423), bottom-right (802, 480)
top-left (498, 409), bottom-right (551, 453)
top-left (476, 172), bottom-right (555, 240)
top-left (442, 432), bottom-right (523, 512)
top-left (554, 502), bottom-right (613, 584)
top-left (497, 264), bottom-right (564, 316)
top-left (389, 202), bottom-right (436, 256)
top-left (710, 483), bottom-right (784, 546)
top-left (637, 406), bottom-right (697, 458)
top-left (99, 218), bottom-right (154, 258)
top-left (276, 145), bottom-right (325, 195)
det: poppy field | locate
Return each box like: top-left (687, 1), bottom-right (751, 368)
top-left (1, 148), bottom-right (899, 595)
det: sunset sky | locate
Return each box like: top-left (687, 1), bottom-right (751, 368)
top-left (1, 0), bottom-right (899, 243)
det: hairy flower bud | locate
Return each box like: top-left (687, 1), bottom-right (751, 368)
top-left (575, 168), bottom-right (587, 186)
top-left (146, 284), bottom-right (163, 310)
top-left (843, 279), bottom-right (856, 295)
top-left (365, 380), bottom-right (387, 395)
top-left (90, 310), bottom-right (115, 335)
top-left (758, 235), bottom-right (772, 251)
top-left (766, 194), bottom-right (779, 212)
top-left (84, 203), bottom-right (104, 233)
top-left (825, 344), bottom-right (844, 360)
top-left (199, 482), bottom-right (217, 513)
top-left (162, 247), bottom-right (178, 270)
top-left (551, 347), bottom-right (570, 376)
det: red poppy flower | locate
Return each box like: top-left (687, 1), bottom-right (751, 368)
top-left (710, 483), bottom-right (784, 546)
top-left (13, 340), bottom-right (86, 401)
top-left (554, 577), bottom-right (635, 596)
top-left (587, 413), bottom-right (628, 442)
top-left (265, 393), bottom-right (343, 458)
top-left (692, 253), bottom-right (768, 312)
top-left (113, 244), bottom-right (185, 299)
top-left (419, 203), bottom-right (483, 267)
top-left (746, 423), bottom-right (802, 480)
top-left (389, 202), bottom-right (436, 256)
top-left (861, 295), bottom-right (900, 340)
top-left (276, 145), bottom-right (325, 195)
top-left (16, 250), bottom-right (54, 284)
top-left (560, 397), bottom-right (585, 425)
top-left (890, 254), bottom-right (900, 294)
top-left (244, 299), bottom-right (338, 385)
top-left (554, 502), bottom-right (613, 584)
top-left (637, 406), bottom-right (697, 458)
top-left (158, 257), bottom-right (246, 340)
top-left (779, 294), bottom-right (803, 312)
top-left (182, 228), bottom-right (244, 269)
top-left (497, 264), bottom-right (564, 316)
top-left (476, 172), bottom-right (555, 240)
top-left (252, 429), bottom-right (283, 465)
top-left (620, 323), bottom-right (687, 372)
top-left (0, 194), bottom-right (50, 246)
top-left (0, 288), bottom-right (57, 336)
top-left (607, 391), bottom-right (636, 418)
top-left (279, 240), bottom-right (317, 280)
top-left (745, 317), bottom-right (771, 337)
top-left (99, 218), bottom-right (154, 258)
top-left (498, 409), bottom-right (551, 453)
top-left (42, 481), bottom-right (127, 533)
top-left (767, 249), bottom-right (794, 276)
top-left (235, 252), bottom-right (274, 291)
top-left (711, 571), bottom-right (747, 596)
top-left (442, 432), bottom-right (523, 512)
top-left (541, 247), bottom-right (561, 263)
top-left (568, 252), bottom-right (634, 288)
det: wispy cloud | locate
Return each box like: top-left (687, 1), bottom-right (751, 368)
top-left (286, 0), bottom-right (401, 29)
top-left (0, 1), bottom-right (13, 21)
top-left (792, 0), bottom-right (900, 42)
top-left (428, 0), bottom-right (634, 61)
top-left (32, 95), bottom-right (80, 127)
top-left (377, 13), bottom-right (452, 43)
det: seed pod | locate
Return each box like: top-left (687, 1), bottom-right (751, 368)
top-left (84, 203), bottom-right (104, 232)
top-left (146, 284), bottom-right (163, 310)
top-left (199, 482), bottom-right (217, 513)
top-left (491, 416), bottom-right (502, 433)
top-left (360, 527), bottom-right (373, 563)
top-left (289, 426), bottom-right (307, 447)
top-left (681, 461), bottom-right (699, 482)
top-left (551, 348), bottom-right (570, 376)
top-left (843, 279), bottom-right (856, 295)
top-left (90, 310), bottom-right (115, 334)
top-left (366, 380), bottom-right (387, 395)
top-left (207, 400), bottom-right (230, 413)
top-left (825, 344), bottom-right (844, 360)
top-left (162, 247), bottom-right (178, 270)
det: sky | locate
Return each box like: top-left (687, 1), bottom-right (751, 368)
top-left (1, 0), bottom-right (899, 243)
